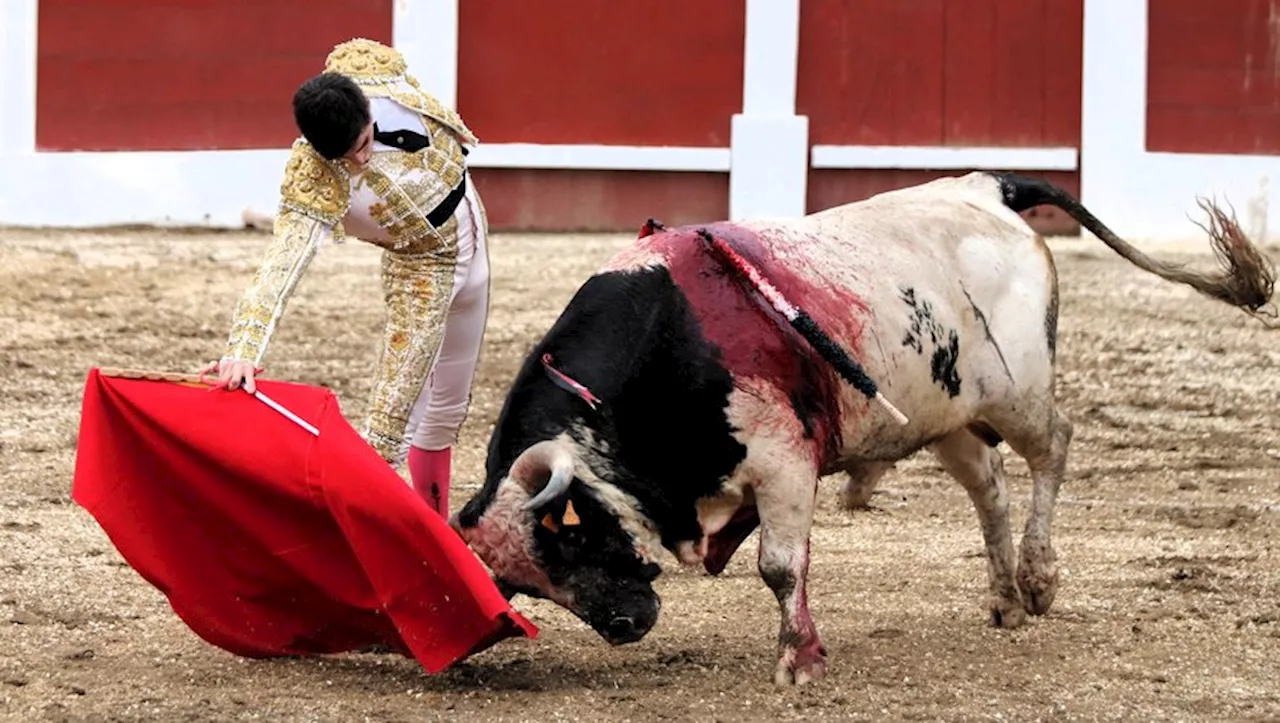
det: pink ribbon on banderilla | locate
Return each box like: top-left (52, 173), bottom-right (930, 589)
top-left (541, 353), bottom-right (602, 411)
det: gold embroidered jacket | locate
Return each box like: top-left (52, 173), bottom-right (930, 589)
top-left (222, 38), bottom-right (478, 369)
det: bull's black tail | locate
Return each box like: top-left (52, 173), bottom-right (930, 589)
top-left (990, 172), bottom-right (1276, 317)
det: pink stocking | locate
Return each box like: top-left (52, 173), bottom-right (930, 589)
top-left (408, 446), bottom-right (451, 517)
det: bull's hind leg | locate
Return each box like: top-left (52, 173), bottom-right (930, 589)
top-left (753, 459), bottom-right (827, 686)
top-left (838, 461), bottom-right (894, 510)
top-left (999, 406), bottom-right (1073, 615)
top-left (930, 429), bottom-right (1026, 628)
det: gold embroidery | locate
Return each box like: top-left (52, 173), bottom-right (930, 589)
top-left (324, 38), bottom-right (406, 81)
top-left (362, 245), bottom-right (460, 465)
top-left (222, 209), bottom-right (329, 366)
top-left (323, 38), bottom-right (479, 144)
top-left (382, 84), bottom-right (479, 144)
top-left (278, 139), bottom-right (351, 226)
top-left (353, 144), bottom-right (466, 255)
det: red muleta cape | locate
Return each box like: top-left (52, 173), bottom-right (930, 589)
top-left (70, 368), bottom-right (537, 673)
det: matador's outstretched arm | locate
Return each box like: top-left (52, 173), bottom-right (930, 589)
top-left (222, 140), bottom-right (351, 366)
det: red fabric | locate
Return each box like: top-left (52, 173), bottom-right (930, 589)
top-left (408, 445), bottom-right (451, 516)
top-left (70, 368), bottom-right (537, 673)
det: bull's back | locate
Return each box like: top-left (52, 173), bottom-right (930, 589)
top-left (601, 221), bottom-right (874, 462)
top-left (775, 172), bottom-right (1058, 456)
top-left (599, 172), bottom-right (1052, 463)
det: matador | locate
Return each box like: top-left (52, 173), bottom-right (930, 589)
top-left (209, 38), bottom-right (489, 517)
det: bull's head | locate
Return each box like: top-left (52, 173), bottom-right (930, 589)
top-left (451, 438), bottom-right (663, 645)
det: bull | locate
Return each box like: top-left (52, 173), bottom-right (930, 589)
top-left (450, 171), bottom-right (1275, 685)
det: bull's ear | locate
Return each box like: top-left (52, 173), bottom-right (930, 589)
top-left (562, 499), bottom-right (581, 526)
top-left (539, 501), bottom-right (579, 533)
top-left (540, 512), bottom-right (560, 533)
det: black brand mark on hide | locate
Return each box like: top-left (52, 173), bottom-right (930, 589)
top-left (930, 330), bottom-right (962, 398)
top-left (899, 286), bottom-right (963, 398)
top-left (899, 286), bottom-right (933, 354)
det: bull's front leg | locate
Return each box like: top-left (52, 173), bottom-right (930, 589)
top-left (754, 464), bottom-right (826, 686)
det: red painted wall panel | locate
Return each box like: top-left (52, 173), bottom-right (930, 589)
top-left (456, 0), bottom-right (744, 146)
top-left (797, 0), bottom-right (1083, 148)
top-left (799, 1), bottom-right (1083, 236)
top-left (1040, 0), bottom-right (1085, 148)
top-left (36, 0), bottom-right (393, 152)
top-left (1147, 0), bottom-right (1280, 155)
top-left (471, 170), bottom-right (728, 232)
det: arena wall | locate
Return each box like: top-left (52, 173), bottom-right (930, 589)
top-left (2, 0), bottom-right (1279, 244)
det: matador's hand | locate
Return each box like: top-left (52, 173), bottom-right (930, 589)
top-left (201, 359), bottom-right (259, 394)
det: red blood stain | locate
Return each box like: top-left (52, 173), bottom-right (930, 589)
top-left (637, 218), bottom-right (665, 238)
top-left (786, 540), bottom-right (825, 665)
top-left (631, 221), bottom-right (870, 467)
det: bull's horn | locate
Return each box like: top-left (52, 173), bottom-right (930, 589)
top-left (512, 440), bottom-right (576, 511)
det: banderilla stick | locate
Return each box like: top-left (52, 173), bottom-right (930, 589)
top-left (696, 229), bottom-right (909, 426)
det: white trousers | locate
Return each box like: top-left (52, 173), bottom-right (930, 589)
top-left (401, 178), bottom-right (490, 451)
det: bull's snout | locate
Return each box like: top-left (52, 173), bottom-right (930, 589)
top-left (593, 596), bottom-right (660, 645)
top-left (605, 616), bottom-right (648, 645)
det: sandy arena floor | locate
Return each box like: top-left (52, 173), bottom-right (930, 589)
top-left (0, 220), bottom-right (1278, 722)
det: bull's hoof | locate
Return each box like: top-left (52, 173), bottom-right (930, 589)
top-left (773, 642), bottom-right (828, 686)
top-left (988, 594), bottom-right (1028, 629)
top-left (1017, 564), bottom-right (1059, 616)
top-left (1017, 546), bottom-right (1060, 616)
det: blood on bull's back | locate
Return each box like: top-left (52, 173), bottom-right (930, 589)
top-left (600, 220), bottom-right (876, 469)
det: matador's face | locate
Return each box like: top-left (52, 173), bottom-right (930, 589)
top-left (343, 121), bottom-right (374, 167)
top-left (342, 97), bottom-right (375, 168)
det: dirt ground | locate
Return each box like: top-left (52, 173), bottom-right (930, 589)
top-left (1, 220), bottom-right (1278, 723)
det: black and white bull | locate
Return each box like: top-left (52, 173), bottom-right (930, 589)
top-left (451, 171), bottom-right (1274, 685)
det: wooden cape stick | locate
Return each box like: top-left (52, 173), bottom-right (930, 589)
top-left (97, 367), bottom-right (321, 437)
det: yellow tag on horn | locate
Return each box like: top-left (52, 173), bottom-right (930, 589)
top-left (541, 513), bottom-right (559, 533)
top-left (562, 499), bottom-right (581, 526)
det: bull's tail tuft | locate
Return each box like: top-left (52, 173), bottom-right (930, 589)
top-left (1190, 197), bottom-right (1276, 317)
top-left (991, 172), bottom-right (1277, 323)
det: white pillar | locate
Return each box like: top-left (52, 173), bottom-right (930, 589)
top-left (729, 0), bottom-right (808, 222)
top-left (393, 0), bottom-right (460, 109)
top-left (1079, 0), bottom-right (1280, 243)
top-left (0, 0), bottom-right (37, 156)
top-left (1078, 0), bottom-right (1150, 238)
top-left (0, 0), bottom-right (39, 220)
